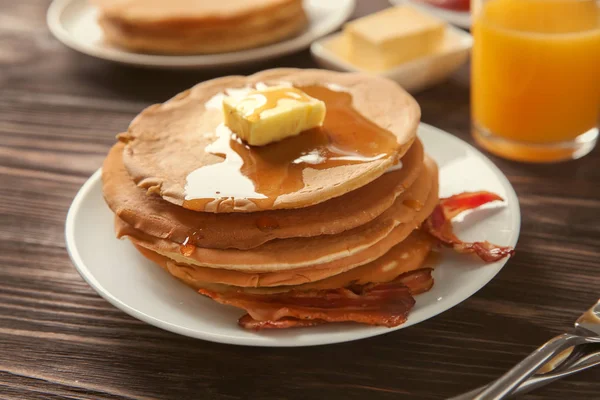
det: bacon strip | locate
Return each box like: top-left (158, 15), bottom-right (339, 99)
top-left (238, 316), bottom-right (326, 330)
top-left (198, 269), bottom-right (434, 330)
top-left (424, 191), bottom-right (515, 262)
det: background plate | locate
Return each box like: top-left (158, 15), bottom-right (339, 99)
top-left (311, 26), bottom-right (472, 93)
top-left (390, 0), bottom-right (471, 28)
top-left (65, 123), bottom-right (520, 347)
top-left (47, 0), bottom-right (356, 69)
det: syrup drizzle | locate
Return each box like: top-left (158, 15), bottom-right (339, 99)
top-left (184, 85), bottom-right (400, 212)
top-left (255, 215), bottom-right (280, 231)
top-left (178, 230), bottom-right (204, 256)
top-left (239, 87), bottom-right (314, 122)
top-left (403, 199), bottom-right (424, 211)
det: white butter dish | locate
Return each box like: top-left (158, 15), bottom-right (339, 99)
top-left (310, 26), bottom-right (472, 93)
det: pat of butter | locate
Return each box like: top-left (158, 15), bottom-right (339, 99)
top-left (222, 86), bottom-right (326, 146)
top-left (344, 6), bottom-right (446, 71)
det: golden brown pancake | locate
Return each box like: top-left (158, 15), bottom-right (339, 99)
top-left (120, 69), bottom-right (420, 213)
top-left (95, 0), bottom-right (300, 24)
top-left (102, 139), bottom-right (424, 250)
top-left (94, 0), bottom-right (308, 54)
top-left (116, 157), bottom-right (439, 273)
top-left (134, 230), bottom-right (435, 292)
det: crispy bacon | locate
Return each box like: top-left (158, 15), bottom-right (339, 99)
top-left (424, 191), bottom-right (515, 262)
top-left (198, 269), bottom-right (434, 330)
top-left (238, 316), bottom-right (326, 330)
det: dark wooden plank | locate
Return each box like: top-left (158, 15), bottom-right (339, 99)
top-left (0, 0), bottom-right (599, 399)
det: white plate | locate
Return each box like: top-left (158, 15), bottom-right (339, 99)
top-left (390, 0), bottom-right (471, 28)
top-left (47, 0), bottom-right (356, 69)
top-left (65, 123), bottom-right (520, 347)
top-left (310, 26), bottom-right (472, 93)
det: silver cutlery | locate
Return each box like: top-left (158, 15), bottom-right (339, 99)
top-left (513, 346), bottom-right (600, 395)
top-left (451, 299), bottom-right (600, 400)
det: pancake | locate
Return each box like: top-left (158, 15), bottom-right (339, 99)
top-left (102, 139), bottom-right (424, 250)
top-left (98, 3), bottom-right (307, 54)
top-left (134, 230), bottom-right (435, 292)
top-left (94, 0), bottom-right (307, 54)
top-left (120, 69), bottom-right (420, 213)
top-left (95, 0), bottom-right (301, 24)
top-left (116, 157), bottom-right (439, 273)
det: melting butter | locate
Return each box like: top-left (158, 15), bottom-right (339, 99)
top-left (223, 86), bottom-right (326, 146)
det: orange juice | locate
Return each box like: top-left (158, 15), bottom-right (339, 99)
top-left (472, 0), bottom-right (600, 162)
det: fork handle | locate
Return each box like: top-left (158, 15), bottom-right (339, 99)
top-left (450, 333), bottom-right (585, 400)
top-left (450, 346), bottom-right (596, 399)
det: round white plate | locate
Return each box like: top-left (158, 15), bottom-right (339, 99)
top-left (390, 0), bottom-right (471, 29)
top-left (65, 123), bottom-right (520, 347)
top-left (47, 0), bottom-right (356, 69)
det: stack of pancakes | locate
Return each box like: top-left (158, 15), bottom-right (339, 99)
top-left (102, 69), bottom-right (440, 329)
top-left (93, 0), bottom-right (308, 54)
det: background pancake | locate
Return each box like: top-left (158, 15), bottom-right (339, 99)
top-left (94, 0), bottom-right (301, 24)
top-left (134, 230), bottom-right (435, 291)
top-left (121, 69), bottom-right (420, 212)
top-left (116, 158), bottom-right (439, 272)
top-left (102, 139), bottom-right (424, 250)
top-left (98, 1), bottom-right (307, 54)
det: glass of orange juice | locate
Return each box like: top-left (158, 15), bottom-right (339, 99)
top-left (471, 0), bottom-right (600, 162)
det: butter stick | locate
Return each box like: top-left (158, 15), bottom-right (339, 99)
top-left (223, 86), bottom-right (326, 146)
top-left (344, 6), bottom-right (446, 71)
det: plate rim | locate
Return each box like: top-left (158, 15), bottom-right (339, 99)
top-left (65, 122), bottom-right (520, 347)
top-left (47, 0), bottom-right (356, 69)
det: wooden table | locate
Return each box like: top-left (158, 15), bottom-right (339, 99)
top-left (1, 1), bottom-right (599, 399)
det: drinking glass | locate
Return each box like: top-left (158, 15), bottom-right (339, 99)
top-left (471, 0), bottom-right (600, 162)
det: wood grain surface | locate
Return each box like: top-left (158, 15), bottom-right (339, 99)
top-left (1, 1), bottom-right (599, 399)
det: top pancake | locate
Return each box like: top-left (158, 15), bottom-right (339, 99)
top-left (120, 69), bottom-right (420, 213)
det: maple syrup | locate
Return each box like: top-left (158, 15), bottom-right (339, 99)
top-left (244, 87), bottom-right (314, 122)
top-left (403, 199), bottom-right (424, 211)
top-left (184, 85), bottom-right (401, 212)
top-left (179, 230), bottom-right (204, 254)
top-left (255, 215), bottom-right (280, 231)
